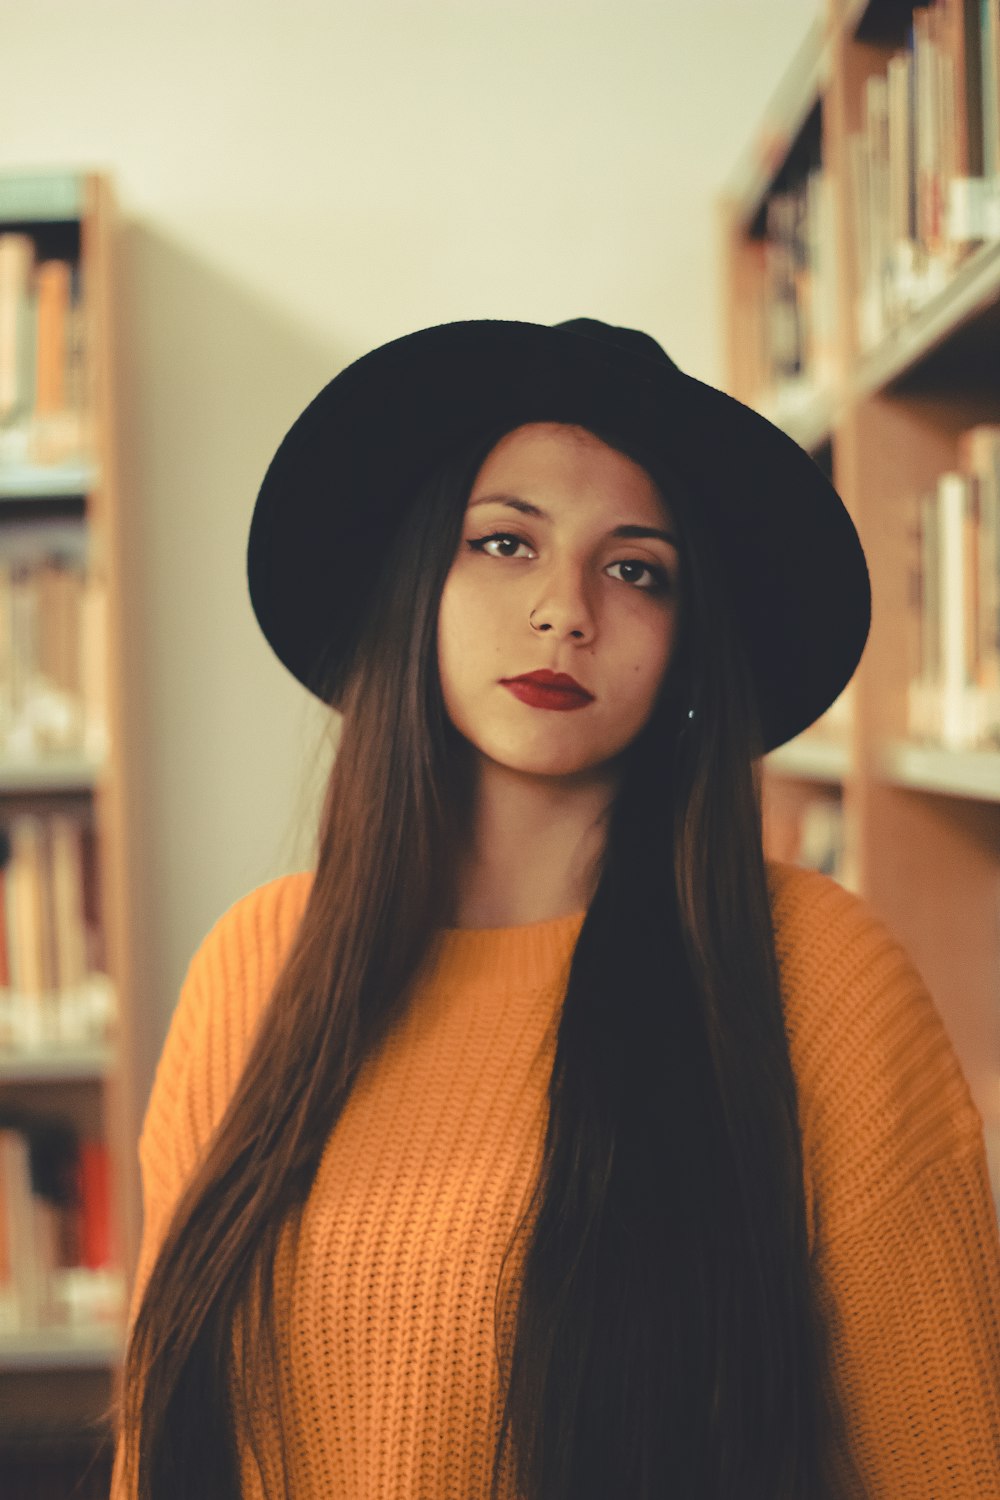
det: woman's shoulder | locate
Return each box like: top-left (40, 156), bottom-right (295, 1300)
top-left (763, 857), bottom-right (984, 1235)
top-left (764, 854), bottom-right (847, 909)
top-left (763, 857), bottom-right (881, 1031)
top-left (189, 868), bottom-right (316, 1022)
top-left (194, 868), bottom-right (315, 972)
top-left (762, 855), bottom-right (955, 1073)
top-left (139, 871), bottom-right (316, 1197)
top-left (763, 858), bottom-right (885, 1000)
top-left (764, 856), bottom-right (900, 968)
top-left (174, 871), bottom-right (315, 1113)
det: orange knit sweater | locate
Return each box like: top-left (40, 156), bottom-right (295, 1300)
top-left (111, 859), bottom-right (1000, 1497)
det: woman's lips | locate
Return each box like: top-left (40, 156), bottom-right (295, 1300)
top-left (502, 680), bottom-right (594, 711)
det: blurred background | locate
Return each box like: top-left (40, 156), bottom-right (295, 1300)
top-left (2, 0), bottom-right (824, 1092)
top-left (6, 0), bottom-right (1000, 1492)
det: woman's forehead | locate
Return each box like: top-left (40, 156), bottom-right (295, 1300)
top-left (474, 422), bottom-right (676, 527)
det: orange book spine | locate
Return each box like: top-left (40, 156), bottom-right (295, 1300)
top-left (33, 260), bottom-right (69, 415)
top-left (0, 1142), bottom-right (10, 1291)
top-left (0, 862), bottom-right (10, 991)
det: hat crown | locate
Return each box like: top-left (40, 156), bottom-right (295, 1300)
top-left (248, 314), bottom-right (871, 751)
top-left (554, 317), bottom-right (681, 375)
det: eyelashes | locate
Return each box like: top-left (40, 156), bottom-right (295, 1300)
top-left (465, 531), bottom-right (672, 595)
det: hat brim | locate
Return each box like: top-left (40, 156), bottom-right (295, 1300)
top-left (247, 319), bottom-right (870, 754)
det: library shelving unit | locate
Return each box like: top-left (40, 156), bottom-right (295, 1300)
top-left (0, 170), bottom-right (138, 1496)
top-left (718, 0), bottom-right (1000, 1216)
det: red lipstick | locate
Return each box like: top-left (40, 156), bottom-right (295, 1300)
top-left (500, 669), bottom-right (595, 712)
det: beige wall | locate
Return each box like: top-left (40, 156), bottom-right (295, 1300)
top-left (1, 0), bottom-right (822, 1110)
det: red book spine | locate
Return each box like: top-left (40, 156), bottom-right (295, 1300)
top-left (76, 1138), bottom-right (111, 1268)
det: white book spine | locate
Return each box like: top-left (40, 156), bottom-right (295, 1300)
top-left (938, 472), bottom-right (968, 748)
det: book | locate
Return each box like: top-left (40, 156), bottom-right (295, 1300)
top-left (906, 426), bottom-right (1000, 749)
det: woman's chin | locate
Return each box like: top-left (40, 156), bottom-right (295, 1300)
top-left (474, 741), bottom-right (618, 783)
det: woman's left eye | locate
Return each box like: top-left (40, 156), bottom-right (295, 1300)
top-left (602, 561), bottom-right (671, 594)
top-left (466, 532), bottom-right (670, 593)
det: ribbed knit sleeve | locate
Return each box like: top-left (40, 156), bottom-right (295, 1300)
top-left (127, 933), bottom-right (209, 1323)
top-left (127, 870), bottom-right (313, 1327)
top-left (769, 861), bottom-right (1000, 1496)
top-left (110, 871), bottom-right (315, 1499)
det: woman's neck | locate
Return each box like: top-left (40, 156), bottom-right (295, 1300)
top-left (447, 761), bottom-right (613, 929)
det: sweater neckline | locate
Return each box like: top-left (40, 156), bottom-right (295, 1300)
top-left (441, 907), bottom-right (588, 935)
top-left (426, 907), bottom-right (588, 991)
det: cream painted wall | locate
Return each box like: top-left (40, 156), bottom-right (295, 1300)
top-left (0, 0), bottom-right (822, 1128)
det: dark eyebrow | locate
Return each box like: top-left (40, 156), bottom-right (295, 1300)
top-left (468, 493), bottom-right (679, 550)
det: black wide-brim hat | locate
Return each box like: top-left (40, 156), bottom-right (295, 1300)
top-left (247, 317), bottom-right (871, 755)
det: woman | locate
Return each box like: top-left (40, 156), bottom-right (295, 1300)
top-left (108, 318), bottom-right (1000, 1498)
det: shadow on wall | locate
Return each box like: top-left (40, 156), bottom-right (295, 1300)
top-left (109, 216), bottom-right (343, 1131)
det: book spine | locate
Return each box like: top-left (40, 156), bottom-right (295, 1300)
top-left (0, 1128), bottom-right (42, 1328)
top-left (0, 235), bottom-right (34, 425)
top-left (957, 425), bottom-right (1000, 744)
top-left (77, 1138), bottom-right (111, 1270)
top-left (939, 472), bottom-right (969, 747)
top-left (922, 487), bottom-right (941, 737)
top-left (905, 491), bottom-right (926, 736)
top-left (982, 0), bottom-right (998, 180)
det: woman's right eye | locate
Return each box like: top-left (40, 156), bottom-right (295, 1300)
top-left (466, 531), bottom-right (529, 559)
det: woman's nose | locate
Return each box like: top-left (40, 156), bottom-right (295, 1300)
top-left (528, 570), bottom-right (596, 641)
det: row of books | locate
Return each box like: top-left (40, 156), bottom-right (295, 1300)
top-left (794, 795), bottom-right (845, 880)
top-left (906, 422), bottom-right (1000, 750)
top-left (848, 0), bottom-right (1000, 352)
top-left (0, 547), bottom-right (108, 761)
top-left (763, 789), bottom-right (852, 885)
top-left (0, 813), bottom-right (115, 1052)
top-left (755, 0), bottom-right (1000, 403)
top-left (0, 235), bottom-right (89, 471)
top-left (0, 1110), bottom-right (123, 1333)
top-left (763, 167), bottom-right (838, 399)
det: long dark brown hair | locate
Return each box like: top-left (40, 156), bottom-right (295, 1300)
top-left (104, 412), bottom-right (862, 1498)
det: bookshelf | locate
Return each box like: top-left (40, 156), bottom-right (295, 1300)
top-left (0, 170), bottom-right (137, 1495)
top-left (719, 0), bottom-right (1000, 1215)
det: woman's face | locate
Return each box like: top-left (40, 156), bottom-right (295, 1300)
top-left (437, 422), bottom-right (682, 782)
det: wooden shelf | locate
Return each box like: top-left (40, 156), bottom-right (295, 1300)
top-left (878, 741), bottom-right (1000, 803)
top-left (755, 378), bottom-right (839, 454)
top-left (0, 752), bottom-right (107, 794)
top-left (0, 167), bottom-right (140, 1466)
top-left (0, 1321), bottom-right (123, 1371)
top-left (0, 1041), bottom-right (115, 1084)
top-left (851, 235), bottom-right (1000, 399)
top-left (765, 734), bottom-right (852, 784)
top-left (0, 172), bottom-right (86, 223)
top-left (720, 0), bottom-right (1000, 1154)
top-left (840, 0), bottom-right (870, 35)
top-left (0, 462), bottom-right (99, 500)
top-left (723, 17), bottom-right (833, 233)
